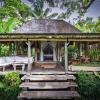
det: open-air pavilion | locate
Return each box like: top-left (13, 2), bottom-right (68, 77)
top-left (0, 19), bottom-right (100, 74)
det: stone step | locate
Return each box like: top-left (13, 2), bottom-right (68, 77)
top-left (21, 74), bottom-right (76, 82)
top-left (18, 91), bottom-right (80, 100)
top-left (20, 82), bottom-right (77, 90)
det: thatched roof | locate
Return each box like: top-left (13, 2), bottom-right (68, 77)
top-left (14, 19), bottom-right (81, 34)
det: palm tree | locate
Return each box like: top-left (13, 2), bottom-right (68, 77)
top-left (29, 0), bottom-right (58, 19)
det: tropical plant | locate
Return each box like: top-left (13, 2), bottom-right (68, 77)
top-left (0, 44), bottom-right (9, 56)
top-left (0, 0), bottom-right (30, 21)
top-left (4, 72), bottom-right (21, 86)
top-left (29, 0), bottom-right (58, 19)
top-left (0, 17), bottom-right (21, 33)
top-left (0, 0), bottom-right (27, 34)
top-left (77, 71), bottom-right (100, 100)
top-left (28, 0), bottom-right (96, 19)
top-left (94, 16), bottom-right (100, 32)
top-left (75, 17), bottom-right (100, 32)
top-left (88, 49), bottom-right (100, 62)
top-left (68, 45), bottom-right (78, 60)
top-left (0, 72), bottom-right (21, 100)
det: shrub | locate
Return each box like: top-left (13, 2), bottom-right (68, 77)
top-left (77, 71), bottom-right (100, 100)
top-left (68, 45), bottom-right (78, 60)
top-left (0, 72), bottom-right (21, 100)
top-left (4, 71), bottom-right (21, 86)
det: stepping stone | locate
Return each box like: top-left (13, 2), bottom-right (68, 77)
top-left (18, 91), bottom-right (80, 100)
top-left (20, 82), bottom-right (77, 90)
top-left (21, 74), bottom-right (76, 82)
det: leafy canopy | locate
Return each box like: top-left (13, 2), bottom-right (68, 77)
top-left (0, 0), bottom-right (98, 33)
top-left (0, 17), bottom-right (21, 33)
top-left (75, 17), bottom-right (100, 32)
top-left (27, 0), bottom-right (95, 19)
top-left (0, 0), bottom-right (30, 20)
top-left (29, 0), bottom-right (58, 19)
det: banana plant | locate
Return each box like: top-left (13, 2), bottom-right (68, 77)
top-left (74, 17), bottom-right (100, 33)
top-left (0, 17), bottom-right (21, 33)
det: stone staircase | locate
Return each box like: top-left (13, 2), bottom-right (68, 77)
top-left (18, 74), bottom-right (80, 100)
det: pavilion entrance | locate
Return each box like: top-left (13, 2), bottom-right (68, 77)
top-left (40, 42), bottom-right (57, 62)
top-left (43, 43), bottom-right (53, 61)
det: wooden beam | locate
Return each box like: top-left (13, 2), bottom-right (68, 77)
top-left (68, 39), bottom-right (100, 42)
top-left (0, 34), bottom-right (100, 42)
top-left (0, 39), bottom-right (26, 41)
top-left (0, 38), bottom-right (100, 42)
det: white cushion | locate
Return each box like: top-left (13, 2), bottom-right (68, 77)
top-left (6, 56), bottom-right (15, 63)
top-left (0, 58), bottom-right (6, 64)
top-left (0, 56), bottom-right (34, 64)
top-left (14, 56), bottom-right (33, 64)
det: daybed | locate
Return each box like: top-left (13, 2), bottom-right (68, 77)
top-left (0, 56), bottom-right (34, 72)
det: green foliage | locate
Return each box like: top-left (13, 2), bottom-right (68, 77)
top-left (4, 72), bottom-right (21, 86)
top-left (0, 43), bottom-right (15, 56)
top-left (0, 0), bottom-right (29, 34)
top-left (28, 0), bottom-right (94, 19)
top-left (0, 17), bottom-right (21, 33)
top-left (87, 49), bottom-right (100, 62)
top-left (0, 72), bottom-right (21, 100)
top-left (75, 17), bottom-right (100, 32)
top-left (0, 0), bottom-right (30, 20)
top-left (60, 44), bottom-right (78, 65)
top-left (77, 71), bottom-right (100, 100)
top-left (0, 44), bottom-right (9, 56)
top-left (30, 0), bottom-right (58, 19)
top-left (68, 45), bottom-right (78, 59)
top-left (0, 0), bottom-right (96, 21)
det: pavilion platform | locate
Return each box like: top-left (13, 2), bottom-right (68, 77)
top-left (1, 65), bottom-right (100, 76)
top-left (0, 62), bottom-right (66, 75)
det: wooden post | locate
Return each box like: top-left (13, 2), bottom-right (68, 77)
top-left (35, 42), bottom-right (37, 61)
top-left (27, 41), bottom-right (31, 72)
top-left (79, 42), bottom-right (83, 56)
top-left (40, 42), bottom-right (43, 61)
top-left (14, 42), bottom-right (17, 56)
top-left (53, 43), bottom-right (57, 61)
top-left (58, 42), bottom-right (60, 61)
top-left (65, 41), bottom-right (68, 72)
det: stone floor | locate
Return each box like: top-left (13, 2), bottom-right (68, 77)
top-left (0, 64), bottom-right (66, 75)
top-left (0, 64), bottom-right (100, 75)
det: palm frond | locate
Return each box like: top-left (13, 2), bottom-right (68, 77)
top-left (47, 13), bottom-right (58, 19)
